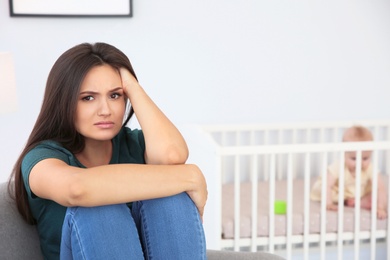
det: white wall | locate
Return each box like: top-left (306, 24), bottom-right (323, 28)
top-left (1, 0), bottom-right (390, 182)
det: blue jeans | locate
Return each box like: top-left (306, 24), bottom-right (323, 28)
top-left (60, 193), bottom-right (206, 259)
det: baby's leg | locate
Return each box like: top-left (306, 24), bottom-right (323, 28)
top-left (345, 197), bottom-right (355, 207)
top-left (345, 195), bottom-right (372, 209)
top-left (360, 193), bottom-right (372, 210)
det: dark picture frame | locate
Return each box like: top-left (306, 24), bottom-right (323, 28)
top-left (9, 0), bottom-right (132, 17)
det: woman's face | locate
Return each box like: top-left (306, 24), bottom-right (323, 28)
top-left (75, 64), bottom-right (126, 143)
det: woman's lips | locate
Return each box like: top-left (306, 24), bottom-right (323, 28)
top-left (94, 121), bottom-right (115, 129)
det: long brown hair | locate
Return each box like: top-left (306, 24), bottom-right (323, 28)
top-left (8, 42), bottom-right (137, 224)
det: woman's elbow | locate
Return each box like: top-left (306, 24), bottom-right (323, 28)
top-left (164, 147), bottom-right (188, 164)
top-left (64, 176), bottom-right (88, 206)
top-left (147, 146), bottom-right (188, 165)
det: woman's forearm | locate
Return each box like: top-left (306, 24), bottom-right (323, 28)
top-left (120, 69), bottom-right (188, 164)
top-left (67, 163), bottom-right (201, 207)
top-left (131, 85), bottom-right (188, 164)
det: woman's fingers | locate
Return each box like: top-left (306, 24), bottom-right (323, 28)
top-left (186, 168), bottom-right (208, 221)
top-left (119, 68), bottom-right (138, 95)
top-left (187, 189), bottom-right (207, 214)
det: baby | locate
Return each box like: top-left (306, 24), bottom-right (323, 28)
top-left (310, 125), bottom-right (388, 219)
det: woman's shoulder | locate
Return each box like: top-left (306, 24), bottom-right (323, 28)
top-left (22, 140), bottom-right (75, 170)
top-left (28, 140), bottom-right (72, 156)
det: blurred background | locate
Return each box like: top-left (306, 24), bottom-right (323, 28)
top-left (1, 0), bottom-right (390, 182)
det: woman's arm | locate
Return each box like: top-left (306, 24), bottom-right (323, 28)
top-left (29, 158), bottom-right (207, 217)
top-left (120, 68), bottom-right (188, 165)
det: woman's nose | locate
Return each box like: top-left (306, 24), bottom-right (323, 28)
top-left (98, 99), bottom-right (111, 116)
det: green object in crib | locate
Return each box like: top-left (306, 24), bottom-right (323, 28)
top-left (274, 200), bottom-right (287, 215)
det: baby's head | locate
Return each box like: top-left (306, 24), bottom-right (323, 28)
top-left (343, 125), bottom-right (373, 174)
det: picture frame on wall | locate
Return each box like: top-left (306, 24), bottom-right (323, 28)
top-left (9, 0), bottom-right (132, 17)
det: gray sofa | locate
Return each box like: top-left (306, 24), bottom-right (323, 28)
top-left (0, 182), bottom-right (284, 259)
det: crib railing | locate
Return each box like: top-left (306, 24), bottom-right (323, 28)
top-left (203, 120), bottom-right (390, 145)
top-left (192, 121), bottom-right (390, 260)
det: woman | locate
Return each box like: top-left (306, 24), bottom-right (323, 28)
top-left (8, 42), bottom-right (207, 259)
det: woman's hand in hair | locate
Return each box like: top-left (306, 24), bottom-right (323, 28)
top-left (119, 68), bottom-right (139, 97)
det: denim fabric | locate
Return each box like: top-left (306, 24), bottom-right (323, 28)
top-left (132, 193), bottom-right (206, 259)
top-left (60, 193), bottom-right (206, 260)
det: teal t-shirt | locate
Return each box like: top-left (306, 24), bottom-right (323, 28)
top-left (21, 127), bottom-right (145, 260)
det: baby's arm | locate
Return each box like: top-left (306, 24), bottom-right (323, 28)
top-left (326, 172), bottom-right (338, 211)
top-left (376, 174), bottom-right (388, 219)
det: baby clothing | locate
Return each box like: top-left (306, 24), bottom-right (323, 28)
top-left (310, 161), bottom-right (373, 203)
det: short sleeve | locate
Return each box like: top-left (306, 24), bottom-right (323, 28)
top-left (21, 142), bottom-right (71, 198)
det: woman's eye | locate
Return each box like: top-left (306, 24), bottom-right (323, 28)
top-left (82, 96), bottom-right (94, 101)
top-left (111, 93), bottom-right (122, 99)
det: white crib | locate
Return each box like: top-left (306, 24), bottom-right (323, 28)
top-left (183, 120), bottom-right (390, 260)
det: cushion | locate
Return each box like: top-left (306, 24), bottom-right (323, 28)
top-left (0, 182), bottom-right (42, 259)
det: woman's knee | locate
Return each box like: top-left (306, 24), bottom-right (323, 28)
top-left (133, 193), bottom-right (196, 216)
top-left (131, 193), bottom-right (206, 258)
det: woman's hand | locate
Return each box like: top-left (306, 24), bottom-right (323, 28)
top-left (186, 165), bottom-right (208, 221)
top-left (119, 68), bottom-right (139, 97)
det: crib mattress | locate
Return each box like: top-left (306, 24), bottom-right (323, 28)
top-left (221, 176), bottom-right (388, 239)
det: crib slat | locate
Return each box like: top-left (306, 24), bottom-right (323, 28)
top-left (320, 152), bottom-right (328, 260)
top-left (354, 150), bottom-right (362, 260)
top-left (333, 127), bottom-right (338, 142)
top-left (320, 128), bottom-right (325, 143)
top-left (221, 131), bottom-right (227, 146)
top-left (263, 131), bottom-right (269, 181)
top-left (250, 154), bottom-right (258, 252)
top-left (337, 152), bottom-right (345, 260)
top-left (234, 155), bottom-right (240, 251)
top-left (269, 154), bottom-right (276, 253)
top-left (293, 129), bottom-right (298, 179)
top-left (303, 153), bottom-right (311, 260)
top-left (306, 128), bottom-right (311, 143)
top-left (387, 148), bottom-right (390, 260)
top-left (370, 150), bottom-right (378, 260)
top-left (277, 129), bottom-right (283, 180)
top-left (286, 153), bottom-right (293, 259)
top-left (250, 130), bottom-right (255, 145)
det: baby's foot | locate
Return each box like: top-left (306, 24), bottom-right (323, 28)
top-left (345, 198), bottom-right (355, 207)
top-left (327, 204), bottom-right (338, 211)
top-left (361, 200), bottom-right (372, 210)
top-left (377, 208), bottom-right (387, 219)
